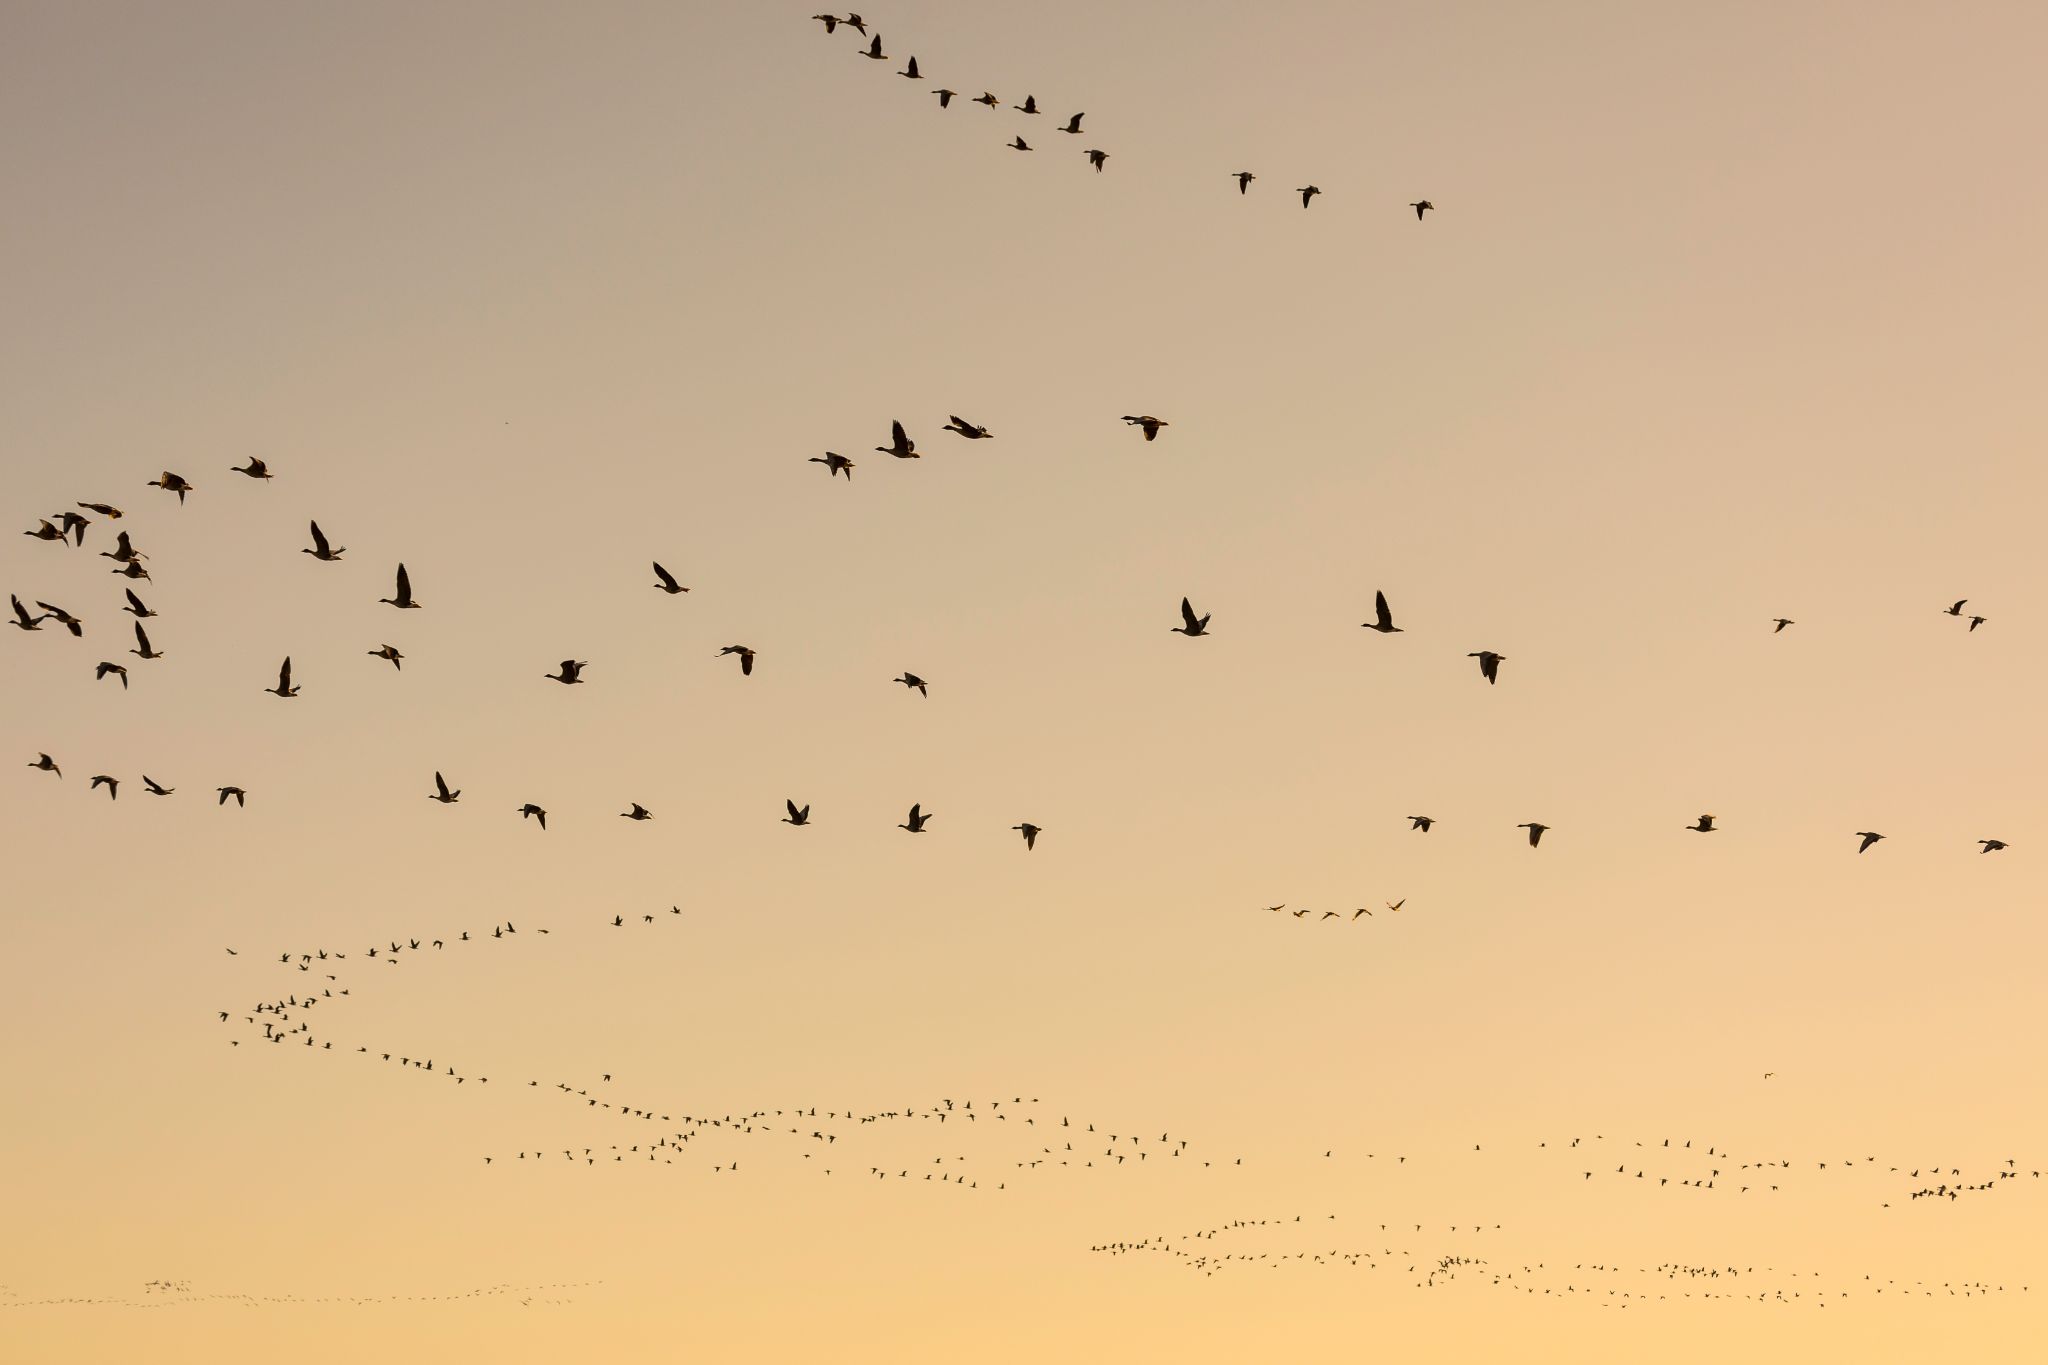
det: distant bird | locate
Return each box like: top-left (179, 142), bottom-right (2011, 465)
top-left (111, 560), bottom-right (150, 581)
top-left (1978, 839), bottom-right (2007, 853)
top-left (37, 601), bottom-right (83, 637)
top-left (1015, 95), bottom-right (1038, 113)
top-left (1008, 136), bottom-right (1032, 152)
top-left (1291, 908), bottom-right (1310, 918)
top-left (1122, 414), bottom-right (1168, 441)
top-left (59, 510), bottom-right (89, 544)
top-left (973, 91), bottom-right (1000, 108)
top-left (650, 562), bottom-right (690, 595)
top-left (842, 12), bottom-right (865, 34)
top-left (1408, 816), bottom-right (1434, 832)
top-left (1172, 597), bottom-right (1211, 637)
top-left (899, 803), bottom-right (932, 833)
top-left (368, 645), bottom-right (403, 670)
top-left (122, 589), bottom-right (155, 619)
top-left (129, 622), bottom-right (163, 660)
top-left (811, 452), bottom-right (856, 479)
top-left (28, 753), bottom-right (60, 777)
top-left (894, 672), bottom-right (928, 696)
top-left (1351, 907), bottom-right (1371, 919)
top-left (1687, 814), bottom-right (1717, 833)
top-left (1321, 910), bottom-right (1340, 920)
top-left (717, 645), bottom-right (756, 676)
top-left (1410, 200), bottom-right (1434, 219)
top-left (76, 501), bottom-right (122, 519)
top-left (98, 530), bottom-right (144, 563)
top-left (1854, 831), bottom-right (1885, 854)
top-left (9, 595), bottom-right (43, 631)
top-left (1361, 590), bottom-right (1402, 634)
top-left (1297, 185), bottom-right (1320, 207)
top-left (1233, 171), bottom-right (1255, 194)
top-left (518, 804), bottom-right (548, 830)
top-left (230, 457), bottom-right (273, 479)
top-left (378, 563), bottom-right (420, 608)
top-left (1085, 148), bottom-right (1108, 172)
top-left (933, 88), bottom-right (955, 107)
top-left (217, 786), bottom-right (246, 807)
top-left (96, 661), bottom-right (129, 689)
top-left (545, 659), bottom-right (587, 684)
top-left (1518, 822), bottom-right (1549, 848)
top-left (23, 518), bottom-right (66, 543)
top-left (860, 34), bottom-right (885, 60)
top-left (142, 776), bottom-right (172, 796)
top-left (812, 13), bottom-right (841, 33)
top-left (943, 415), bottom-right (992, 440)
top-left (91, 774), bottom-right (118, 800)
top-left (783, 800), bottom-right (811, 827)
top-left (877, 420), bottom-right (920, 458)
top-left (1944, 600), bottom-right (1966, 616)
top-left (622, 804), bottom-right (654, 821)
top-left (1968, 615), bottom-right (1986, 631)
top-left (898, 55), bottom-right (920, 79)
top-left (302, 520), bottom-right (345, 561)
top-left (1468, 651), bottom-right (1505, 684)
top-left (266, 657), bottom-right (300, 697)
top-left (1013, 822), bottom-right (1041, 850)
top-left (147, 471), bottom-right (194, 503)
top-left (1772, 618), bottom-right (1794, 632)
top-left (1386, 899), bottom-right (1406, 912)
top-left (429, 772), bottom-right (460, 804)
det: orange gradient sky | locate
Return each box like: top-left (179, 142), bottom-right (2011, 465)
top-left (3, 2), bottom-right (2045, 1361)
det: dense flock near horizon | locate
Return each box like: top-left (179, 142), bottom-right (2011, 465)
top-left (4, 6), bottom-right (2037, 1327)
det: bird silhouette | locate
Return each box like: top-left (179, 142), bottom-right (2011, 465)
top-left (1944, 600), bottom-right (1967, 616)
top-left (1687, 814), bottom-right (1717, 833)
top-left (518, 804), bottom-right (548, 829)
top-left (122, 588), bottom-right (155, 619)
top-left (23, 518), bottom-right (67, 543)
top-left (217, 786), bottom-right (246, 807)
top-left (717, 645), bottom-right (756, 676)
top-left (302, 521), bottom-right (345, 561)
top-left (783, 800), bottom-right (811, 827)
top-left (810, 452), bottom-right (855, 479)
top-left (877, 420), bottom-right (920, 458)
top-left (651, 562), bottom-right (689, 595)
top-left (1297, 185), bottom-right (1320, 207)
top-left (1519, 822), bottom-right (1550, 848)
top-left (9, 595), bottom-right (44, 631)
top-left (99, 529), bottom-right (145, 563)
top-left (1085, 149), bottom-right (1108, 172)
top-left (545, 660), bottom-right (587, 684)
top-left (37, 602), bottom-right (83, 637)
top-left (1410, 200), bottom-right (1434, 219)
top-left (90, 774), bottom-right (118, 800)
top-left (1013, 823), bottom-right (1041, 850)
top-left (1408, 816), bottom-right (1435, 832)
top-left (76, 501), bottom-right (122, 519)
top-left (231, 457), bottom-right (273, 479)
top-left (1967, 615), bottom-right (1986, 631)
top-left (1386, 899), bottom-right (1406, 912)
top-left (943, 416), bottom-right (992, 439)
top-left (1361, 590), bottom-right (1402, 634)
top-left (899, 803), bottom-right (933, 833)
top-left (972, 91), bottom-right (1000, 108)
top-left (1172, 597), bottom-right (1211, 637)
top-left (129, 622), bottom-right (163, 660)
top-left (1232, 171), bottom-right (1255, 194)
top-left (96, 661), bottom-right (129, 689)
top-left (1468, 651), bottom-right (1505, 684)
top-left (860, 34), bottom-right (885, 60)
top-left (621, 804), bottom-right (653, 821)
top-left (266, 658), bottom-right (300, 698)
top-left (1978, 839), bottom-right (2007, 853)
top-left (378, 564), bottom-right (420, 609)
top-left (429, 772), bottom-right (460, 804)
top-left (28, 753), bottom-right (61, 777)
top-left (898, 55), bottom-right (920, 79)
top-left (933, 88), bottom-right (955, 108)
top-left (1123, 415), bottom-right (1168, 441)
top-left (141, 776), bottom-right (172, 796)
top-left (1008, 136), bottom-right (1032, 152)
top-left (147, 472), bottom-right (194, 503)
top-left (1061, 112), bottom-right (1084, 133)
top-left (1015, 95), bottom-right (1039, 113)
top-left (368, 645), bottom-right (404, 670)
top-left (1772, 618), bottom-right (1795, 632)
top-left (894, 672), bottom-right (928, 696)
top-left (1855, 831), bottom-right (1885, 853)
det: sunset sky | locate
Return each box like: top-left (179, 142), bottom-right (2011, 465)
top-left (4, 2), bottom-right (2045, 1360)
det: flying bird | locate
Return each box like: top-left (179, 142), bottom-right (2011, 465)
top-left (717, 645), bottom-right (756, 676)
top-left (1015, 95), bottom-right (1039, 113)
top-left (76, 501), bottom-right (122, 519)
top-left (943, 416), bottom-right (992, 439)
top-left (898, 55), bottom-right (920, 79)
top-left (1968, 615), bottom-right (1986, 631)
top-left (379, 563), bottom-right (420, 608)
top-left (810, 452), bottom-right (855, 479)
top-left (1297, 185), bottom-right (1320, 207)
top-left (1061, 112), bottom-right (1084, 133)
top-left (1410, 200), bottom-right (1434, 219)
top-left (842, 12), bottom-right (865, 34)
top-left (302, 521), bottom-right (345, 561)
top-left (1408, 816), bottom-right (1434, 832)
top-left (1468, 651), bottom-right (1505, 684)
top-left (9, 596), bottom-right (43, 631)
top-left (96, 661), bottom-right (129, 689)
top-left (1361, 590), bottom-right (1402, 634)
top-left (111, 560), bottom-right (151, 581)
top-left (1978, 839), bottom-right (2007, 853)
top-left (23, 518), bottom-right (66, 543)
top-left (90, 774), bottom-right (118, 800)
top-left (368, 645), bottom-right (403, 669)
top-left (860, 34), bottom-right (885, 60)
top-left (1772, 618), bottom-right (1794, 632)
top-left (651, 562), bottom-right (689, 594)
top-left (1944, 600), bottom-right (1966, 616)
top-left (877, 420), bottom-right (920, 458)
top-left (1008, 136), bottom-right (1032, 152)
top-left (1854, 831), bottom-right (1885, 854)
top-left (621, 804), bottom-right (654, 821)
top-left (519, 804), bottom-right (548, 829)
top-left (973, 91), bottom-right (999, 108)
top-left (1518, 822), bottom-right (1549, 848)
top-left (1386, 899), bottom-right (1406, 912)
top-left (429, 772), bottom-right (460, 804)
top-left (899, 803), bottom-right (933, 833)
top-left (28, 753), bottom-right (60, 777)
top-left (98, 530), bottom-right (144, 563)
top-left (783, 800), bottom-right (811, 827)
top-left (266, 658), bottom-right (300, 697)
top-left (1687, 814), bottom-right (1717, 832)
top-left (218, 786), bottom-right (247, 807)
top-left (1172, 597), bottom-right (1211, 637)
top-left (894, 672), bottom-right (928, 696)
top-left (59, 511), bottom-right (89, 544)
top-left (1351, 907), bottom-right (1371, 919)
top-left (147, 471), bottom-right (194, 503)
top-left (142, 776), bottom-right (173, 796)
top-left (545, 659), bottom-right (588, 684)
top-left (129, 623), bottom-right (163, 659)
top-left (1122, 415), bottom-right (1168, 441)
top-left (1085, 148), bottom-right (1108, 172)
top-left (1233, 171), bottom-right (1255, 194)
top-left (37, 602), bottom-right (84, 637)
top-left (230, 457), bottom-right (273, 479)
top-left (933, 88), bottom-right (956, 108)
top-left (1013, 823), bottom-right (1041, 850)
top-left (123, 589), bottom-right (155, 619)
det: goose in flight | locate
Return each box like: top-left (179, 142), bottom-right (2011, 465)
top-left (1408, 815), bottom-right (1434, 832)
top-left (899, 803), bottom-right (933, 833)
top-left (1944, 600), bottom-right (1966, 616)
top-left (91, 774), bottom-right (119, 800)
top-left (1085, 148), bottom-right (1108, 172)
top-left (973, 91), bottom-right (1000, 108)
top-left (1321, 910), bottom-right (1340, 920)
top-left (1386, 899), bottom-right (1406, 912)
top-left (717, 645), bottom-right (756, 676)
top-left (76, 501), bottom-right (122, 519)
top-left (1122, 414), bottom-right (1168, 441)
top-left (1468, 651), bottom-right (1505, 684)
top-left (877, 420), bottom-right (920, 458)
top-left (1351, 907), bottom-right (1371, 919)
top-left (518, 803), bottom-right (548, 829)
top-left (943, 415), bottom-right (992, 439)
top-left (894, 672), bottom-right (928, 696)
top-left (1518, 822), bottom-right (1549, 848)
top-left (59, 510), bottom-right (89, 544)
top-left (1410, 200), bottom-right (1433, 219)
top-left (1772, 618), bottom-right (1794, 632)
top-left (231, 457), bottom-right (273, 479)
top-left (809, 13), bottom-right (839, 35)
top-left (1061, 112), bottom-right (1085, 134)
top-left (147, 471), bottom-right (194, 503)
top-left (1854, 831), bottom-right (1885, 854)
top-left (429, 772), bottom-right (460, 804)
top-left (842, 13), bottom-right (865, 34)
top-left (9, 596), bottom-right (43, 631)
top-left (123, 588), bottom-right (156, 619)
top-left (933, 88), bottom-right (956, 108)
top-left (898, 55), bottom-right (920, 79)
top-left (1015, 95), bottom-right (1039, 113)
top-left (142, 775), bottom-right (173, 796)
top-left (111, 559), bottom-right (151, 581)
top-left (99, 530), bottom-right (145, 563)
top-left (1978, 839), bottom-right (2007, 853)
top-left (23, 518), bottom-right (66, 543)
top-left (1172, 597), bottom-right (1212, 637)
top-left (1968, 615), bottom-right (1986, 631)
top-left (1297, 185), bottom-right (1320, 207)
top-left (1685, 813), bottom-right (1718, 833)
top-left (860, 34), bottom-right (885, 60)
top-left (810, 452), bottom-right (855, 479)
top-left (379, 563), bottom-right (420, 608)
top-left (368, 644), bottom-right (403, 670)
top-left (129, 623), bottom-right (164, 659)
top-left (1361, 590), bottom-right (1402, 634)
top-left (302, 520), bottom-right (345, 561)
top-left (1233, 171), bottom-right (1255, 194)
top-left (651, 562), bottom-right (689, 594)
top-left (1008, 135), bottom-right (1032, 152)
top-left (1291, 908), bottom-right (1311, 918)
top-left (218, 786), bottom-right (247, 807)
top-left (1013, 822), bottom-right (1041, 850)
top-left (621, 803), bottom-right (654, 821)
top-left (545, 659), bottom-right (588, 684)
top-left (28, 753), bottom-right (60, 777)
top-left (266, 657), bottom-right (300, 697)
top-left (96, 661), bottom-right (129, 689)
top-left (37, 602), bottom-right (83, 637)
top-left (783, 800), bottom-right (811, 827)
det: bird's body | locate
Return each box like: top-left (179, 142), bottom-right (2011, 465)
top-left (1410, 200), bottom-right (1433, 219)
top-left (651, 562), bottom-right (689, 594)
top-left (1297, 185), bottom-right (1320, 207)
top-left (112, 560), bottom-right (150, 581)
top-left (1408, 816), bottom-right (1434, 832)
top-left (545, 659), bottom-right (588, 684)
top-left (1085, 148), bottom-right (1108, 172)
top-left (1519, 822), bottom-right (1549, 848)
top-left (1061, 112), bottom-right (1084, 133)
top-left (1172, 597), bottom-right (1211, 637)
top-left (29, 753), bottom-right (61, 778)
top-left (302, 521), bottom-right (345, 561)
top-left (91, 774), bottom-right (118, 800)
top-left (99, 530), bottom-right (145, 563)
top-left (1687, 814), bottom-right (1717, 833)
top-left (9, 595), bottom-right (43, 631)
top-left (877, 420), bottom-right (920, 458)
top-left (148, 472), bottom-right (194, 503)
top-left (1008, 136), bottom-right (1032, 152)
top-left (860, 34), bottom-right (885, 60)
top-left (430, 772), bottom-right (460, 804)
top-left (218, 786), bottom-right (246, 806)
top-left (1015, 95), bottom-right (1038, 113)
top-left (1123, 415), bottom-right (1168, 441)
top-left (123, 589), bottom-right (155, 619)
top-left (130, 623), bottom-right (163, 659)
top-left (59, 511), bottom-right (88, 545)
top-left (1361, 590), bottom-right (1402, 633)
top-left (24, 518), bottom-right (66, 543)
top-left (783, 800), bottom-right (810, 827)
top-left (811, 452), bottom-right (855, 479)
top-left (1944, 600), bottom-right (1966, 616)
top-left (899, 55), bottom-right (920, 79)
top-left (1386, 899), bottom-right (1406, 912)
top-left (519, 804), bottom-right (548, 829)
top-left (1233, 171), bottom-right (1255, 194)
top-left (899, 803), bottom-right (932, 833)
top-left (1968, 615), bottom-right (1986, 631)
top-left (379, 563), bottom-right (420, 608)
top-left (266, 657), bottom-right (300, 697)
top-left (77, 502), bottom-right (122, 519)
top-left (142, 776), bottom-right (172, 796)
top-left (622, 804), bottom-right (654, 821)
top-left (973, 92), bottom-right (999, 108)
top-left (96, 661), bottom-right (129, 689)
top-left (1855, 831), bottom-right (1885, 854)
top-left (1469, 651), bottom-right (1505, 684)
top-left (934, 88), bottom-right (955, 107)
top-left (1978, 839), bottom-right (2007, 853)
top-left (1772, 618), bottom-right (1794, 632)
top-left (231, 457), bottom-right (272, 479)
top-left (718, 645), bottom-right (756, 676)
top-left (943, 416), bottom-right (992, 440)
top-left (368, 645), bottom-right (403, 670)
top-left (1013, 822), bottom-right (1040, 850)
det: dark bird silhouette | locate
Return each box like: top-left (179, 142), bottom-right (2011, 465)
top-left (1410, 200), bottom-right (1434, 219)
top-left (860, 34), bottom-right (885, 60)
top-left (60, 510), bottom-right (89, 544)
top-left (1386, 899), bottom-right (1406, 912)
top-left (651, 562), bottom-right (689, 595)
top-left (877, 420), bottom-right (920, 458)
top-left (519, 804), bottom-right (548, 829)
top-left (899, 55), bottom-right (920, 79)
top-left (1085, 148), bottom-right (1108, 172)
top-left (98, 530), bottom-right (144, 563)
top-left (147, 471), bottom-right (194, 503)
top-left (1468, 651), bottom-right (1505, 684)
top-left (29, 753), bottom-right (60, 777)
top-left (943, 416), bottom-right (992, 439)
top-left (783, 800), bottom-right (811, 827)
top-left (1321, 910), bottom-right (1340, 920)
top-left (76, 501), bottom-right (122, 519)
top-left (9, 595), bottom-right (43, 631)
top-left (1015, 95), bottom-right (1039, 113)
top-left (973, 92), bottom-right (1000, 108)
top-left (1855, 831), bottom-right (1885, 853)
top-left (1008, 136), bottom-right (1032, 152)
top-left (266, 657), bottom-right (300, 697)
top-left (934, 88), bottom-right (955, 107)
top-left (1297, 185), bottom-right (1320, 207)
top-left (1772, 618), bottom-right (1794, 632)
top-left (231, 457), bottom-right (273, 479)
top-left (368, 645), bottom-right (403, 670)
top-left (1361, 590), bottom-right (1402, 634)
top-left (1687, 814), bottom-right (1717, 832)
top-left (379, 563), bottom-right (420, 608)
top-left (1519, 822), bottom-right (1550, 848)
top-left (218, 786), bottom-right (246, 807)
top-left (1122, 415), bottom-right (1168, 441)
top-left (842, 12), bottom-right (865, 34)
top-left (1013, 822), bottom-right (1041, 850)
top-left (37, 601), bottom-right (83, 637)
top-left (1352, 907), bottom-right (1371, 919)
top-left (302, 521), bottom-right (345, 561)
top-left (111, 560), bottom-right (151, 581)
top-left (1062, 112), bottom-right (1085, 134)
top-left (1233, 171), bottom-right (1255, 194)
top-left (1408, 816), bottom-right (1434, 832)
top-left (811, 452), bottom-right (855, 479)
top-left (123, 589), bottom-right (156, 619)
top-left (545, 659), bottom-right (588, 684)
top-left (429, 772), bottom-right (460, 804)
top-left (717, 645), bottom-right (756, 676)
top-left (1172, 597), bottom-right (1211, 637)
top-left (894, 672), bottom-right (928, 696)
top-left (1968, 615), bottom-right (1986, 631)
top-left (811, 12), bottom-right (840, 34)
top-left (899, 803), bottom-right (933, 833)
top-left (91, 774), bottom-right (118, 800)
top-left (1944, 600), bottom-right (1966, 616)
top-left (24, 518), bottom-right (66, 543)
top-left (96, 661), bottom-right (129, 689)
top-left (1978, 839), bottom-right (2007, 853)
top-left (130, 622), bottom-right (164, 660)
top-left (142, 776), bottom-right (172, 796)
top-left (622, 803), bottom-right (653, 821)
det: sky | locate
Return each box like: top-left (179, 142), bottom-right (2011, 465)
top-left (3, 1), bottom-right (2045, 1360)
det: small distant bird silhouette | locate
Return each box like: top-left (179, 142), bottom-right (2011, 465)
top-left (302, 521), bottom-right (345, 561)
top-left (651, 562), bottom-right (689, 594)
top-left (1687, 814), bottom-right (1717, 833)
top-left (1085, 148), bottom-right (1108, 172)
top-left (38, 601), bottom-right (84, 636)
top-left (934, 88), bottom-right (955, 107)
top-left (1122, 415), bottom-right (1168, 441)
top-left (29, 753), bottom-right (61, 777)
top-left (545, 659), bottom-right (587, 684)
top-left (231, 457), bottom-right (272, 479)
top-left (9, 596), bottom-right (44, 631)
top-left (1008, 135), bottom-right (1032, 152)
top-left (1291, 908), bottom-right (1310, 918)
top-left (1944, 600), bottom-right (1966, 616)
top-left (1772, 618), bottom-right (1794, 632)
top-left (1297, 185), bottom-right (1320, 207)
top-left (1967, 615), bottom-right (1986, 631)
top-left (1172, 597), bottom-right (1211, 637)
top-left (111, 560), bottom-right (150, 581)
top-left (899, 55), bottom-right (920, 79)
top-left (77, 501), bottom-right (122, 519)
top-left (99, 530), bottom-right (145, 563)
top-left (148, 472), bottom-right (194, 503)
top-left (129, 622), bottom-right (163, 660)
top-left (943, 416), bottom-right (992, 440)
top-left (379, 563), bottom-right (420, 608)
top-left (1013, 823), bottom-right (1040, 850)
top-left (123, 589), bottom-right (155, 619)
top-left (91, 774), bottom-right (118, 800)
top-left (1233, 171), bottom-right (1255, 194)
top-left (1468, 651), bottom-right (1505, 684)
top-left (899, 803), bottom-right (932, 833)
top-left (1361, 590), bottom-right (1402, 634)
top-left (217, 786), bottom-right (246, 807)
top-left (430, 772), bottom-right (460, 804)
top-left (860, 34), bottom-right (885, 60)
top-left (1061, 112), bottom-right (1084, 134)
top-left (24, 518), bottom-right (66, 543)
top-left (142, 775), bottom-right (172, 796)
top-left (811, 452), bottom-right (855, 480)
top-left (717, 645), bottom-right (756, 676)
top-left (96, 661), bottom-right (129, 689)
top-left (59, 511), bottom-right (88, 545)
top-left (894, 672), bottom-right (928, 696)
top-left (1410, 200), bottom-right (1433, 219)
top-left (783, 800), bottom-right (811, 827)
top-left (266, 658), bottom-right (300, 697)
top-left (1351, 907), bottom-right (1371, 919)
top-left (1854, 831), bottom-right (1885, 853)
top-left (877, 420), bottom-right (920, 458)
top-left (1978, 839), bottom-right (2007, 853)
top-left (1408, 816), bottom-right (1434, 832)
top-left (368, 645), bottom-right (403, 670)
top-left (973, 91), bottom-right (999, 108)
top-left (519, 804), bottom-right (548, 829)
top-left (622, 804), bottom-right (653, 821)
top-left (1519, 822), bottom-right (1549, 848)
top-left (1386, 899), bottom-right (1406, 912)
top-left (812, 13), bottom-right (841, 33)
top-left (1015, 95), bottom-right (1038, 113)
